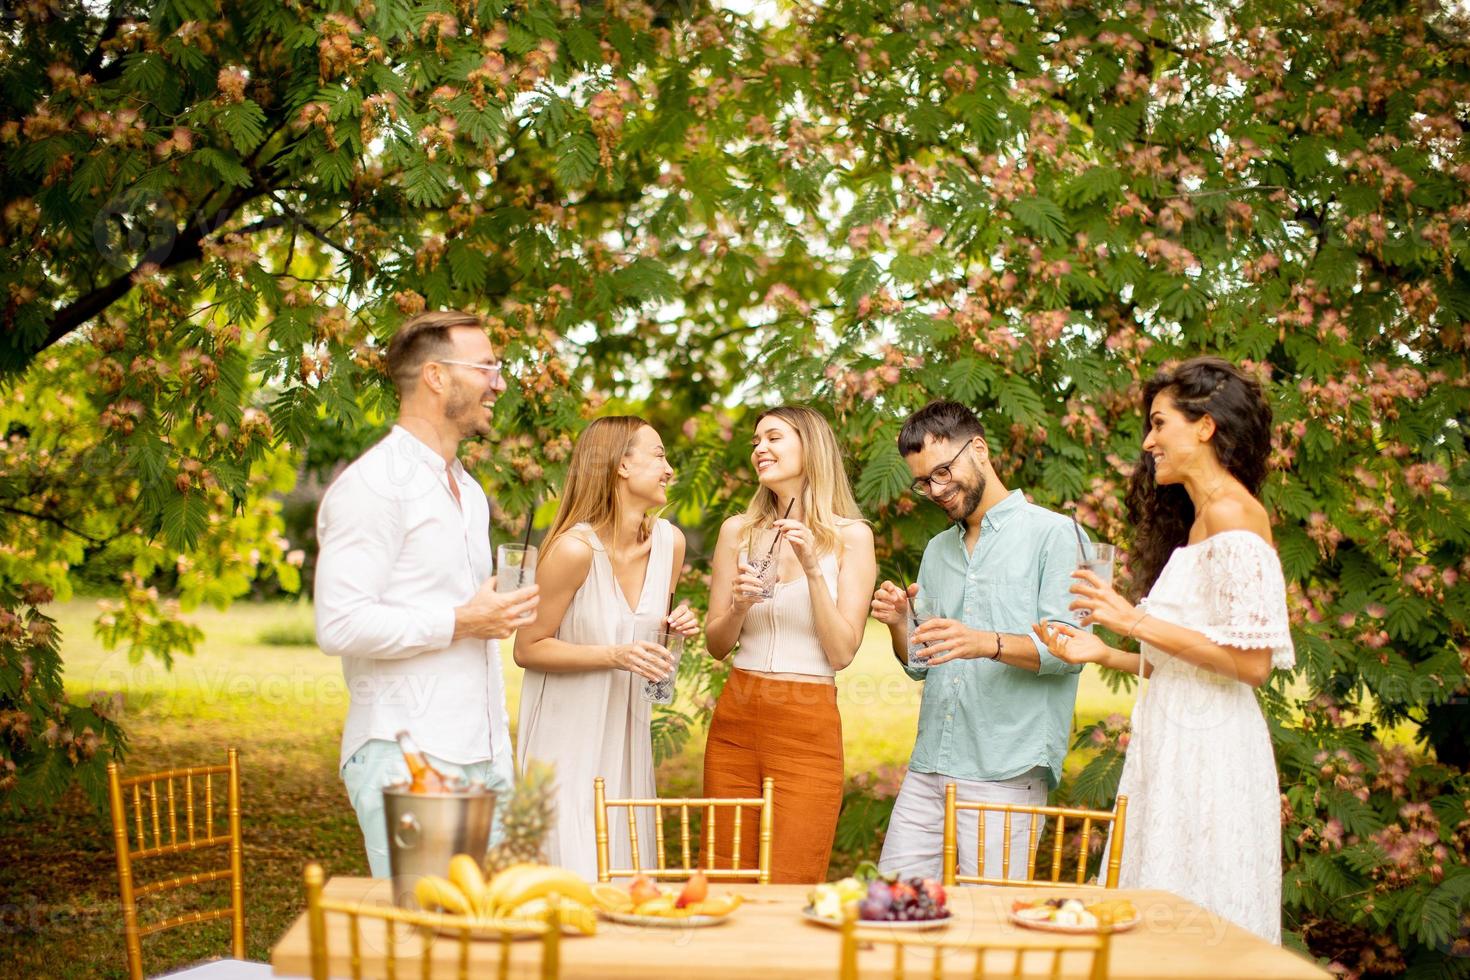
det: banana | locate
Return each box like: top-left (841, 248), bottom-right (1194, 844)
top-left (483, 862), bottom-right (545, 913)
top-left (414, 875), bottom-right (472, 916)
top-left (448, 854), bottom-right (490, 917)
top-left (491, 866), bottom-right (598, 915)
top-left (508, 897), bottom-right (599, 936)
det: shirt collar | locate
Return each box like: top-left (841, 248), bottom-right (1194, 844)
top-left (950, 488), bottom-right (1026, 538)
top-left (391, 424), bottom-right (466, 478)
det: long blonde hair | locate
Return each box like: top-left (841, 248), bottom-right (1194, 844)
top-left (740, 406), bottom-right (864, 558)
top-left (543, 416), bottom-right (655, 558)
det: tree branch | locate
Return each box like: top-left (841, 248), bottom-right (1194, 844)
top-left (24, 185), bottom-right (267, 367)
top-left (80, 6), bottom-right (130, 80)
top-left (0, 503), bottom-right (109, 546)
top-left (264, 190), bottom-right (362, 262)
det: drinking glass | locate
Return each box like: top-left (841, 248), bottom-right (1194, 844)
top-left (907, 593), bottom-right (937, 668)
top-left (1076, 541), bottom-right (1116, 618)
top-left (739, 531), bottom-right (781, 601)
top-left (639, 628), bottom-right (683, 704)
top-left (495, 544), bottom-right (538, 592)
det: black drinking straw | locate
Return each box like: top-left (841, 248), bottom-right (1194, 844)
top-left (766, 497), bottom-right (796, 556)
top-left (1070, 510), bottom-right (1089, 563)
top-left (898, 571), bottom-right (919, 631)
top-left (521, 496), bottom-right (537, 552)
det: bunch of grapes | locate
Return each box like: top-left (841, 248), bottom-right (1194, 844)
top-left (857, 877), bottom-right (948, 922)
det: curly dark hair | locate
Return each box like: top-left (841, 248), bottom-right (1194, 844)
top-left (1124, 357), bottom-right (1274, 597)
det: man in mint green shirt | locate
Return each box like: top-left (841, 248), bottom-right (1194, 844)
top-left (871, 400), bottom-right (1084, 880)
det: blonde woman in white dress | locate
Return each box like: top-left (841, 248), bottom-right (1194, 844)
top-left (1034, 357), bottom-right (1294, 944)
top-left (515, 417), bottom-right (699, 881)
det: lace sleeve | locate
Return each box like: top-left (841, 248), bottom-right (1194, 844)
top-left (1201, 531), bottom-right (1296, 671)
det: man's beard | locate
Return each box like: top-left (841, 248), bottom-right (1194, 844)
top-left (935, 472), bottom-right (985, 522)
top-left (444, 381), bottom-right (491, 438)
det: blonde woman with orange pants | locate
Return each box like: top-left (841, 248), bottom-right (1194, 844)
top-left (703, 406), bottom-right (876, 883)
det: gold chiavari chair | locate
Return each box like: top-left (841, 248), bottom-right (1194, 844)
top-left (593, 775), bottom-right (774, 883)
top-left (942, 783), bottom-right (1129, 889)
top-left (107, 747), bottom-right (263, 980)
top-left (838, 904), bottom-right (1112, 980)
top-left (303, 864), bottom-right (560, 980)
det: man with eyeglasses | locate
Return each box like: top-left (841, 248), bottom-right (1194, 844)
top-left (870, 400), bottom-right (1085, 882)
top-left (315, 309), bottom-right (538, 876)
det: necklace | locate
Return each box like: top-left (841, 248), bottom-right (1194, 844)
top-left (1196, 478), bottom-right (1230, 508)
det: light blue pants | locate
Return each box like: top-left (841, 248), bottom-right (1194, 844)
top-left (341, 739), bottom-right (515, 878)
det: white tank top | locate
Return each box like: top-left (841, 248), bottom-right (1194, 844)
top-left (732, 551), bottom-right (840, 677)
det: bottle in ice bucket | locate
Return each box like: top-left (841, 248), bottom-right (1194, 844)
top-left (395, 729), bottom-right (452, 793)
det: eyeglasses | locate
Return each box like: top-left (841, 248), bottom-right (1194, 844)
top-left (909, 442), bottom-right (973, 497)
top-left (437, 359), bottom-right (503, 380)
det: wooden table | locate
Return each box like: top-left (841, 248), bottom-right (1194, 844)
top-left (271, 878), bottom-right (1330, 979)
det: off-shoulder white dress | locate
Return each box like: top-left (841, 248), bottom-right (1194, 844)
top-left (1112, 530), bottom-right (1295, 944)
top-left (516, 520), bottom-right (672, 881)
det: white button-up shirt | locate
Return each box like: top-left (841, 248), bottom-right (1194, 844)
top-left (314, 425), bottom-right (511, 770)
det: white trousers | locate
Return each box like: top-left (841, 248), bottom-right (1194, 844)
top-left (878, 768), bottom-right (1049, 881)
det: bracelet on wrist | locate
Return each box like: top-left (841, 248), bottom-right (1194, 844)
top-left (1126, 611), bottom-right (1148, 641)
top-left (991, 632), bottom-right (1003, 661)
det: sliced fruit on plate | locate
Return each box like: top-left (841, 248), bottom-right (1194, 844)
top-left (592, 883), bottom-right (634, 912)
top-left (685, 894), bottom-right (743, 917)
top-left (633, 897), bottom-right (677, 916)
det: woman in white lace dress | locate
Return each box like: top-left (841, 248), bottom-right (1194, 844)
top-left (1034, 357), bottom-right (1294, 944)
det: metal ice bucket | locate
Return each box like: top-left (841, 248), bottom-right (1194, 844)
top-left (382, 782), bottom-right (497, 910)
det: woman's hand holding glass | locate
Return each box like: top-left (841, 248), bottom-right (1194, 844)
top-left (1068, 568), bottom-right (1138, 633)
top-left (1032, 621), bottom-right (1112, 665)
top-left (731, 560), bottom-right (771, 611)
top-left (611, 640), bottom-right (678, 682)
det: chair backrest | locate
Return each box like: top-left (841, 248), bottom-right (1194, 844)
top-left (942, 783), bottom-right (1129, 888)
top-left (106, 747), bottom-right (246, 980)
top-left (839, 904), bottom-right (1111, 980)
top-left (593, 775), bottom-right (773, 883)
top-left (303, 863), bottom-right (559, 980)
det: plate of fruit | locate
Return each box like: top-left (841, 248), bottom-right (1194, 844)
top-left (592, 871), bottom-right (744, 927)
top-left (803, 863), bottom-right (951, 930)
top-left (1008, 896), bottom-right (1140, 934)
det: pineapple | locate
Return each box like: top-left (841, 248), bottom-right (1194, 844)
top-left (483, 760), bottom-right (556, 876)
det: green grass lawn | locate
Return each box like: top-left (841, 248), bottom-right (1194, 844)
top-left (1, 598), bottom-right (1138, 978)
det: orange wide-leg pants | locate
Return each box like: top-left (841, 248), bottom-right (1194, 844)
top-left (701, 669), bottom-right (845, 884)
